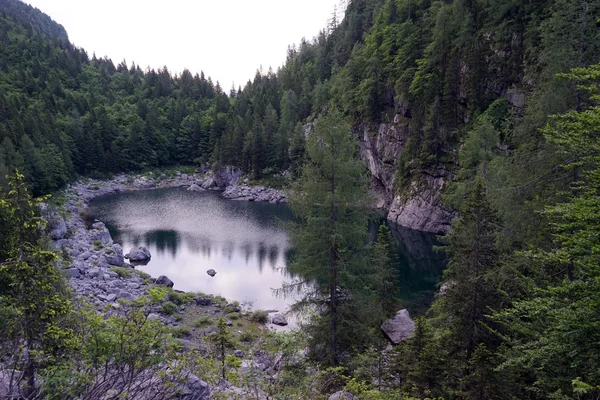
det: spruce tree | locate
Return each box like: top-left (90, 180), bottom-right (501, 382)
top-left (434, 179), bottom-right (505, 399)
top-left (286, 108), bottom-right (370, 365)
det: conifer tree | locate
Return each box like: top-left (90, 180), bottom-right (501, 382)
top-left (434, 178), bottom-right (505, 399)
top-left (286, 108), bottom-right (370, 365)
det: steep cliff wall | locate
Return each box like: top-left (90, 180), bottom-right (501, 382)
top-left (358, 107), bottom-right (455, 235)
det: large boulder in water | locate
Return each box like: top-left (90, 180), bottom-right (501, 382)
top-left (126, 246), bottom-right (151, 263)
top-left (381, 309), bottom-right (415, 345)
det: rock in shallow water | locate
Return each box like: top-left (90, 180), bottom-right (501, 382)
top-left (126, 246), bottom-right (151, 262)
top-left (206, 269), bottom-right (216, 277)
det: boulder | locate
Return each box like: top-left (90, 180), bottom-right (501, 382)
top-left (87, 267), bottom-right (103, 279)
top-left (234, 349), bottom-right (245, 358)
top-left (206, 269), bottom-right (216, 277)
top-left (155, 275), bottom-right (174, 288)
top-left (271, 314), bottom-right (288, 326)
top-left (104, 244), bottom-right (125, 267)
top-left (126, 246), bottom-right (151, 262)
top-left (49, 215), bottom-right (67, 240)
top-left (90, 227), bottom-right (112, 244)
top-left (180, 374), bottom-right (210, 400)
top-left (201, 178), bottom-right (216, 190)
top-left (116, 290), bottom-right (136, 301)
top-left (195, 296), bottom-right (211, 306)
top-left (64, 267), bottom-right (81, 278)
top-left (187, 183), bottom-right (204, 192)
top-left (329, 391), bottom-right (355, 400)
top-left (381, 309), bottom-right (415, 345)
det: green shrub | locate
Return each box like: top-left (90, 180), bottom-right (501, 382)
top-left (248, 310), bottom-right (268, 324)
top-left (161, 301), bottom-right (177, 316)
top-left (193, 316), bottom-right (212, 328)
top-left (227, 313), bottom-right (239, 320)
top-left (110, 267), bottom-right (132, 278)
top-left (168, 291), bottom-right (195, 305)
top-left (171, 326), bottom-right (191, 338)
top-left (149, 287), bottom-right (169, 303)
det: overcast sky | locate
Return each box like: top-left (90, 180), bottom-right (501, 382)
top-left (23, 0), bottom-right (343, 89)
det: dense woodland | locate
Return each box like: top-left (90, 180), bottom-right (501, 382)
top-left (1, 0), bottom-right (600, 398)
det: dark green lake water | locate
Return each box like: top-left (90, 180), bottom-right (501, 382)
top-left (88, 187), bottom-right (445, 315)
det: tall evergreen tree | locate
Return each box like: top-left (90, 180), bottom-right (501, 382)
top-left (286, 108), bottom-right (370, 365)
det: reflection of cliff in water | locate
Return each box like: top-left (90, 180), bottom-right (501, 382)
top-left (369, 220), bottom-right (447, 315)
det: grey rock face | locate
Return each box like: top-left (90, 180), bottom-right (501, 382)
top-left (206, 269), bottom-right (216, 277)
top-left (271, 314), bottom-right (288, 326)
top-left (387, 170), bottom-right (455, 235)
top-left (126, 246), bottom-right (151, 262)
top-left (357, 111), bottom-right (455, 234)
top-left (155, 275), bottom-right (174, 288)
top-left (381, 309), bottom-right (415, 345)
top-left (214, 166), bottom-right (243, 189)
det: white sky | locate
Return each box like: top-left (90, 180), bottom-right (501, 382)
top-left (23, 0), bottom-right (343, 89)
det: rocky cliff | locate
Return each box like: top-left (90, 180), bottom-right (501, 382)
top-left (357, 105), bottom-right (455, 235)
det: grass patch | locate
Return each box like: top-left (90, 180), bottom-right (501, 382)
top-left (110, 267), bottom-right (132, 278)
top-left (193, 316), bottom-right (212, 328)
top-left (133, 269), bottom-right (151, 280)
top-left (227, 313), bottom-right (240, 320)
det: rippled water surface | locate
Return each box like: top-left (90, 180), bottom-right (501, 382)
top-left (88, 187), bottom-right (446, 315)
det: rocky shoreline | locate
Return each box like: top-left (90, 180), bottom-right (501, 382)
top-left (46, 169), bottom-right (287, 316)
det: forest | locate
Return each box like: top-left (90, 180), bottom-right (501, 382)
top-left (1, 0), bottom-right (600, 398)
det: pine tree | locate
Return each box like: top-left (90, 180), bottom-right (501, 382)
top-left (210, 317), bottom-right (235, 380)
top-left (433, 178), bottom-right (505, 399)
top-left (286, 108), bottom-right (370, 365)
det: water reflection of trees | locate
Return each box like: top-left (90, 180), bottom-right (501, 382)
top-left (144, 230), bottom-right (179, 258)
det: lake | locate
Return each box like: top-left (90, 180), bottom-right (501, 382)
top-left (87, 187), bottom-right (445, 317)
